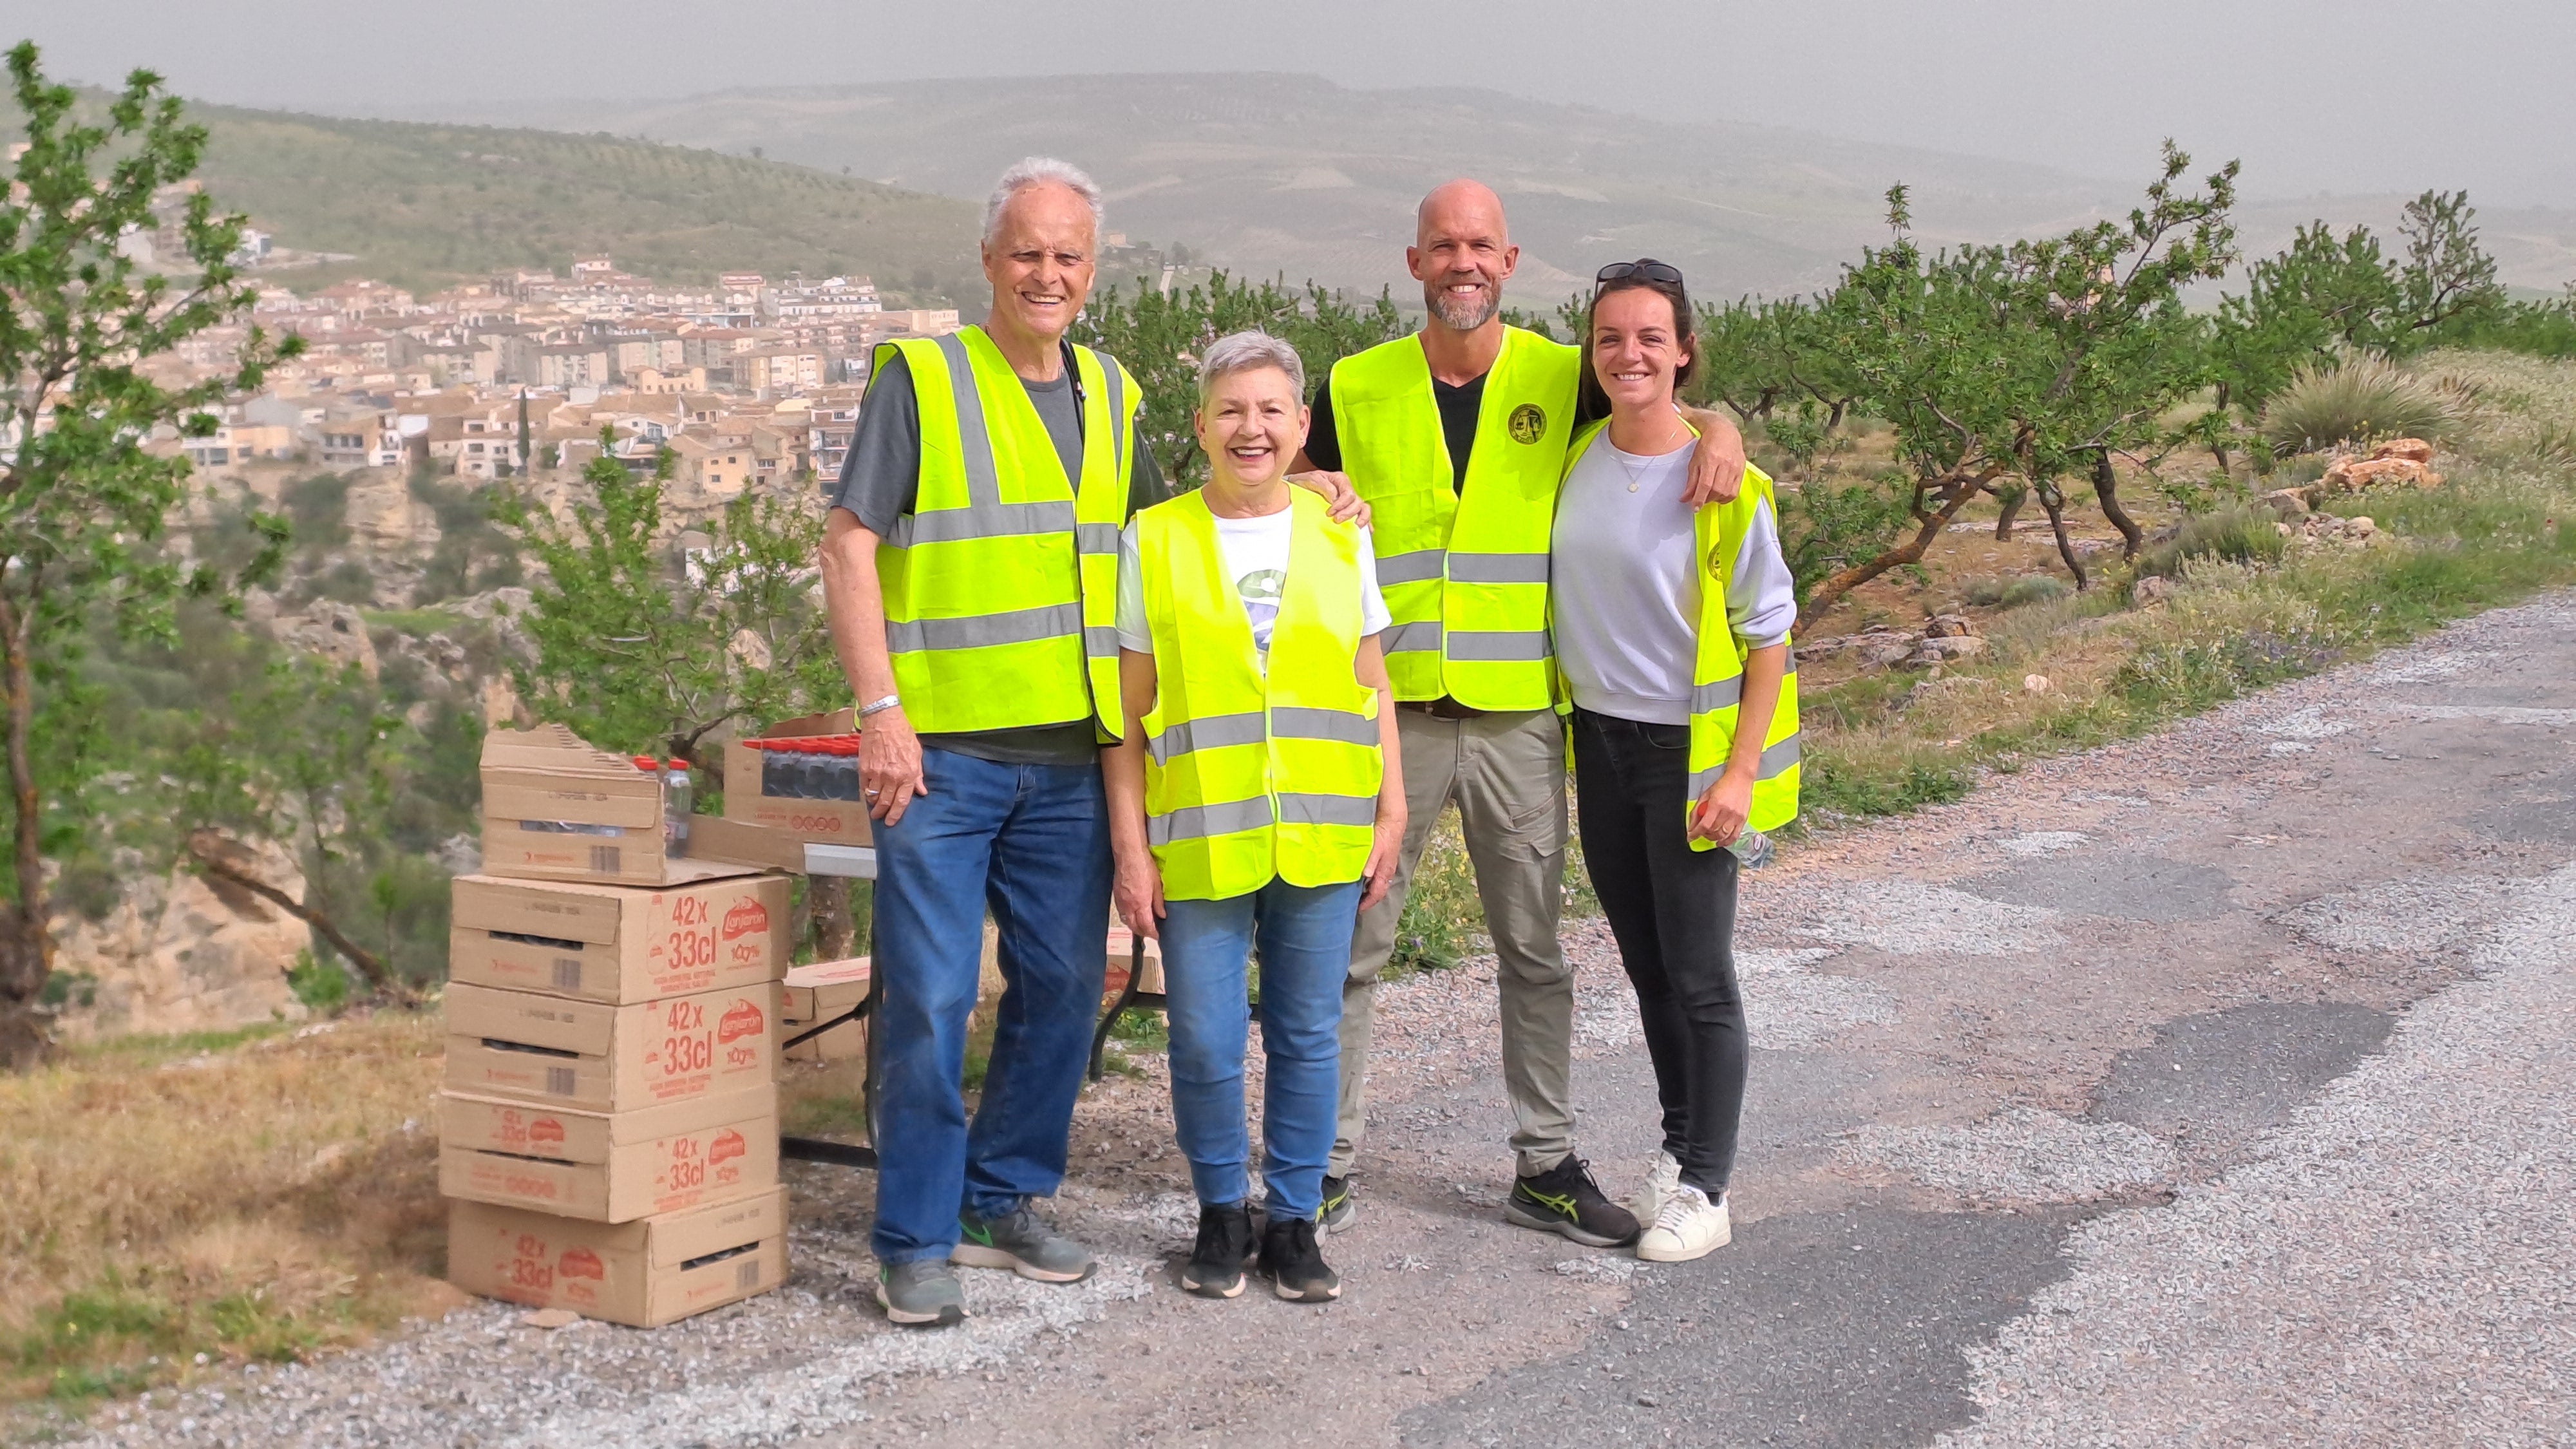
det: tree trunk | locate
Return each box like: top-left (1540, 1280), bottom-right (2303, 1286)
top-left (2036, 483), bottom-right (2090, 591)
top-left (0, 596), bottom-right (53, 1068)
top-left (1993, 484), bottom-right (2027, 540)
top-left (811, 878), bottom-right (855, 961)
top-left (185, 830), bottom-right (413, 1005)
top-left (2091, 451), bottom-right (2145, 561)
top-left (1804, 476), bottom-right (1989, 617)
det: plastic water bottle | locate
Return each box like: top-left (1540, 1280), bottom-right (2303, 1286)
top-left (1728, 830), bottom-right (1774, 870)
top-left (663, 759), bottom-right (692, 856)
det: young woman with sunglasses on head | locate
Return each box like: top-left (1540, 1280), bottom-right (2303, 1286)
top-left (1549, 259), bottom-right (1801, 1262)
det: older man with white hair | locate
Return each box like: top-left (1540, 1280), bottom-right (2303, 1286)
top-left (821, 158), bottom-right (1359, 1328)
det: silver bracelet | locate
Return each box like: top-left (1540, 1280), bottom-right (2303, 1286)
top-left (857, 693), bottom-right (902, 720)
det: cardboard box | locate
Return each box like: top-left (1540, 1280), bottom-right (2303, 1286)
top-left (723, 709), bottom-right (875, 848)
top-left (782, 957), bottom-right (871, 1064)
top-left (444, 980), bottom-right (779, 1113)
top-left (440, 1087), bottom-right (778, 1222)
top-left (449, 873), bottom-right (789, 1005)
top-left (447, 1188), bottom-right (787, 1328)
top-left (687, 815), bottom-right (815, 875)
top-left (481, 724), bottom-right (775, 886)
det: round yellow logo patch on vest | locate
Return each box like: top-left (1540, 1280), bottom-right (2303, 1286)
top-left (1507, 403), bottom-right (1547, 445)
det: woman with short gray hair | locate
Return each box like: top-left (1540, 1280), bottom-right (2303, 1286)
top-left (1103, 330), bottom-right (1405, 1303)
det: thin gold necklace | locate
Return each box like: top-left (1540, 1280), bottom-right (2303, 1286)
top-left (1611, 417), bottom-right (1686, 492)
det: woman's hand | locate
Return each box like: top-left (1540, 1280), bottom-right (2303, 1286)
top-left (1689, 768), bottom-right (1754, 847)
top-left (1359, 808), bottom-right (1408, 914)
top-left (1113, 846), bottom-right (1168, 942)
top-left (1288, 469), bottom-right (1372, 529)
top-left (858, 706), bottom-right (929, 824)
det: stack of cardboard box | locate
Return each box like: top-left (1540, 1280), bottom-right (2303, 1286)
top-left (440, 726), bottom-right (793, 1328)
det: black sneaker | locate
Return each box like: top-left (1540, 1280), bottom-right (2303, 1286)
top-left (1259, 1216), bottom-right (1341, 1302)
top-left (1504, 1157), bottom-right (1640, 1247)
top-left (1181, 1202), bottom-right (1256, 1299)
top-left (1318, 1174), bottom-right (1357, 1234)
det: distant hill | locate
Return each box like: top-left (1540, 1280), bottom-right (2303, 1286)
top-left (373, 73), bottom-right (2121, 302)
top-left (384, 73), bottom-right (2576, 302)
top-left (184, 104), bottom-right (983, 294)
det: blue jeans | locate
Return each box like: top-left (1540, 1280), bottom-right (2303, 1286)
top-left (1160, 878), bottom-right (1359, 1221)
top-left (869, 746), bottom-right (1112, 1264)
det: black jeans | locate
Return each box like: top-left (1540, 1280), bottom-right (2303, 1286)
top-left (1570, 706), bottom-right (1747, 1197)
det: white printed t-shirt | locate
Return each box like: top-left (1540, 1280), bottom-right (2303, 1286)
top-left (1115, 504), bottom-right (1392, 672)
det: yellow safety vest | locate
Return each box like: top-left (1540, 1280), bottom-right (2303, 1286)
top-left (1562, 422), bottom-right (1801, 848)
top-left (873, 326), bottom-right (1136, 738)
top-left (1135, 488), bottom-right (1384, 900)
top-left (1328, 326), bottom-right (1577, 709)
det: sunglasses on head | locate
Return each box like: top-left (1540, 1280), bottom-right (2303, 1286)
top-left (1596, 259), bottom-right (1684, 285)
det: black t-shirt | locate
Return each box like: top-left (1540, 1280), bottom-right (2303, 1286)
top-left (1303, 366), bottom-right (1605, 491)
top-left (830, 348), bottom-right (1167, 766)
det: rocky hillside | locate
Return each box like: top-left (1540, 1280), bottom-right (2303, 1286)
top-left (50, 456), bottom-right (819, 1043)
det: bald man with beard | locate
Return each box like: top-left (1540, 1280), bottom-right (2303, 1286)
top-left (1293, 180), bottom-right (1748, 1247)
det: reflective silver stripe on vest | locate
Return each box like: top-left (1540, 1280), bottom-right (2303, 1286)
top-left (1445, 629), bottom-right (1552, 662)
top-left (933, 332), bottom-right (1001, 508)
top-left (885, 601), bottom-right (1083, 654)
top-left (1084, 626), bottom-right (1122, 659)
top-left (887, 499), bottom-right (1076, 547)
top-left (1147, 710), bottom-right (1267, 764)
top-left (1270, 706), bottom-right (1379, 747)
top-left (1376, 548), bottom-right (1448, 587)
top-left (1382, 621), bottom-right (1445, 654)
top-left (1101, 354), bottom-right (1128, 478)
top-left (1148, 795), bottom-right (1274, 846)
top-left (1759, 733), bottom-right (1801, 779)
top-left (1685, 734), bottom-right (1803, 799)
top-left (1690, 668), bottom-right (1793, 715)
top-left (1277, 791), bottom-right (1378, 828)
top-left (1446, 551), bottom-right (1549, 585)
top-left (1076, 522), bottom-right (1121, 555)
top-left (1690, 676), bottom-right (1743, 714)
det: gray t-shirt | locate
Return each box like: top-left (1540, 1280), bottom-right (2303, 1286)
top-left (830, 348), bottom-right (1166, 765)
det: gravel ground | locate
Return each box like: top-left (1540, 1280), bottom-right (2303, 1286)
top-left (41, 592), bottom-right (2576, 1448)
top-left (1942, 864), bottom-right (2576, 1447)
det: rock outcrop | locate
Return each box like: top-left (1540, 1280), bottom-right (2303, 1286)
top-left (49, 838), bottom-right (312, 1042)
top-left (2316, 439), bottom-right (2443, 498)
top-left (273, 600), bottom-right (381, 679)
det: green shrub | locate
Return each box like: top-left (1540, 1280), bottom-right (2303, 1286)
top-left (1998, 575), bottom-right (2072, 608)
top-left (285, 950), bottom-right (351, 1014)
top-left (2135, 506), bottom-right (2286, 582)
top-left (1962, 574), bottom-right (2072, 609)
top-left (2260, 354), bottom-right (2456, 455)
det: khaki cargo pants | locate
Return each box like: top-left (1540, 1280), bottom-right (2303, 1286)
top-left (1332, 706), bottom-right (1573, 1180)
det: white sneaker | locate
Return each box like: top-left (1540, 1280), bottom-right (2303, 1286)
top-left (1628, 1150), bottom-right (1682, 1224)
top-left (1636, 1184), bottom-right (1730, 1262)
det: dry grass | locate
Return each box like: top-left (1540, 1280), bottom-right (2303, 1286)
top-left (0, 1012), bottom-right (452, 1408)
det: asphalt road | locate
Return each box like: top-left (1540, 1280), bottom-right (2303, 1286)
top-left (66, 593), bottom-right (2576, 1449)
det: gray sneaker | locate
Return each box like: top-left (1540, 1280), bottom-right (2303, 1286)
top-left (952, 1203), bottom-right (1097, 1283)
top-left (875, 1260), bottom-right (967, 1328)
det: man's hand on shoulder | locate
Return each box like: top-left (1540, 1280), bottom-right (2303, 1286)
top-left (1681, 408), bottom-right (1747, 507)
top-left (1289, 469), bottom-right (1371, 529)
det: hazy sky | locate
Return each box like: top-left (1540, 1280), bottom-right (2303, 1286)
top-left (5, 0), bottom-right (2571, 208)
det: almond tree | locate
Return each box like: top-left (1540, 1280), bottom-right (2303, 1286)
top-left (1991, 144), bottom-right (2239, 581)
top-left (0, 46), bottom-right (294, 1065)
top-left (1797, 187), bottom-right (2021, 616)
